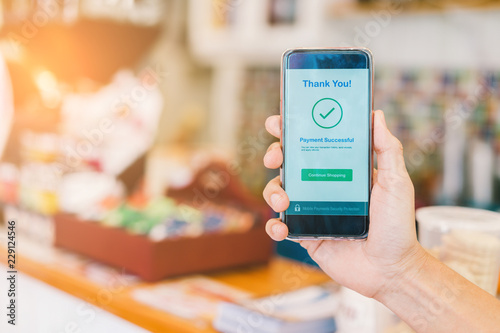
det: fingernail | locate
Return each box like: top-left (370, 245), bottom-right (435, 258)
top-left (272, 223), bottom-right (282, 235)
top-left (271, 193), bottom-right (281, 207)
top-left (263, 152), bottom-right (271, 165)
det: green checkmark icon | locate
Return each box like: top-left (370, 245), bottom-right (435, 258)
top-left (320, 107), bottom-right (335, 119)
top-left (312, 98), bottom-right (343, 129)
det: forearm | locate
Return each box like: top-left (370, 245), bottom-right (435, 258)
top-left (376, 248), bottom-right (500, 333)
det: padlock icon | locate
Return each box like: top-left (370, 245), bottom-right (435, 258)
top-left (294, 204), bottom-right (300, 212)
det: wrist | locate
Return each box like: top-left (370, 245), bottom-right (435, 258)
top-left (373, 243), bottom-right (430, 304)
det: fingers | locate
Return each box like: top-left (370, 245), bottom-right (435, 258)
top-left (263, 142), bottom-right (283, 169)
top-left (373, 110), bottom-right (407, 176)
top-left (265, 218), bottom-right (288, 241)
top-left (298, 239), bottom-right (361, 278)
top-left (262, 175), bottom-right (291, 242)
top-left (263, 116), bottom-right (287, 242)
top-left (265, 115), bottom-right (281, 139)
top-left (262, 176), bottom-right (289, 212)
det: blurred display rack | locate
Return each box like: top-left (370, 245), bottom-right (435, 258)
top-left (331, 0), bottom-right (500, 17)
top-left (187, 0), bottom-right (500, 208)
top-left (188, 0), bottom-right (500, 154)
top-left (0, 244), bottom-right (329, 332)
top-left (188, 0), bottom-right (500, 68)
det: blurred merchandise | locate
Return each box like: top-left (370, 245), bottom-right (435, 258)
top-left (100, 196), bottom-right (255, 239)
top-left (54, 160), bottom-right (273, 281)
top-left (12, 129), bottom-right (61, 215)
top-left (0, 68), bottom-right (162, 219)
top-left (416, 206), bottom-right (500, 247)
top-left (441, 230), bottom-right (500, 295)
top-left (0, 163), bottom-right (18, 204)
top-left (20, 130), bottom-right (59, 163)
top-left (146, 201), bottom-right (254, 241)
top-left (375, 68), bottom-right (500, 209)
top-left (132, 276), bottom-right (251, 323)
top-left (468, 138), bottom-right (494, 207)
top-left (58, 172), bottom-right (125, 221)
top-left (60, 69), bottom-right (163, 175)
top-left (214, 283), bottom-right (339, 333)
top-left (336, 287), bottom-right (398, 333)
top-left (19, 162), bottom-right (59, 215)
top-left (416, 206), bottom-right (500, 295)
top-left (145, 146), bottom-right (228, 199)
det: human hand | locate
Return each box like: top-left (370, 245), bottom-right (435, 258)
top-left (262, 110), bottom-right (428, 299)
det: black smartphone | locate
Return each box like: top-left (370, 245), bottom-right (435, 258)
top-left (280, 48), bottom-right (373, 239)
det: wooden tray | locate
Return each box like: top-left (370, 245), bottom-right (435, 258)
top-left (54, 213), bottom-right (274, 282)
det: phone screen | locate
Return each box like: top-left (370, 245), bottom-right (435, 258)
top-left (282, 49), bottom-right (372, 238)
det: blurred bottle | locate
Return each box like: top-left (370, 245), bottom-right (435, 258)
top-left (336, 287), bottom-right (400, 333)
top-left (441, 71), bottom-right (466, 205)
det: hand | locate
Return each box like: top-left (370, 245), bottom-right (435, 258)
top-left (262, 110), bottom-right (428, 298)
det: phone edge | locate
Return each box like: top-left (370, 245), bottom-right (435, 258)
top-left (280, 47), bottom-right (374, 241)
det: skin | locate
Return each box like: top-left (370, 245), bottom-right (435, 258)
top-left (263, 110), bottom-right (500, 332)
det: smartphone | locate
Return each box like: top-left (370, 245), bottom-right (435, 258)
top-left (280, 48), bottom-right (373, 239)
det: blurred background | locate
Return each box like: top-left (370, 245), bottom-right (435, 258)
top-left (1, 0), bottom-right (500, 332)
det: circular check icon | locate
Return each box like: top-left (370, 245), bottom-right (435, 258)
top-left (311, 98), bottom-right (343, 129)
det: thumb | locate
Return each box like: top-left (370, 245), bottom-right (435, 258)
top-left (373, 110), bottom-right (407, 176)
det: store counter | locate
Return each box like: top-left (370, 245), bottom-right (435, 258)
top-left (1, 245), bottom-right (329, 332)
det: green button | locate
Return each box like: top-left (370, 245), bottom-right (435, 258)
top-left (301, 169), bottom-right (353, 181)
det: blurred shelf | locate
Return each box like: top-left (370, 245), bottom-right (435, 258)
top-left (0, 245), bottom-right (329, 332)
top-left (188, 0), bottom-right (500, 68)
top-left (329, 0), bottom-right (500, 18)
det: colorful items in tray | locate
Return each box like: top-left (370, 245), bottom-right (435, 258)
top-left (102, 197), bottom-right (255, 241)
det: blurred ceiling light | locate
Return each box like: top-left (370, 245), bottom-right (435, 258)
top-left (34, 69), bottom-right (62, 108)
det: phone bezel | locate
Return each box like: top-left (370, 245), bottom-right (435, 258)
top-left (280, 47), bottom-right (374, 240)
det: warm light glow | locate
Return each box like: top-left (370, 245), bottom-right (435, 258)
top-left (34, 69), bottom-right (62, 108)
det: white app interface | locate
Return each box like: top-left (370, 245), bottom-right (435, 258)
top-left (285, 68), bottom-right (369, 216)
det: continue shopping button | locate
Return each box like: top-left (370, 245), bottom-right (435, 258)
top-left (301, 169), bottom-right (353, 181)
